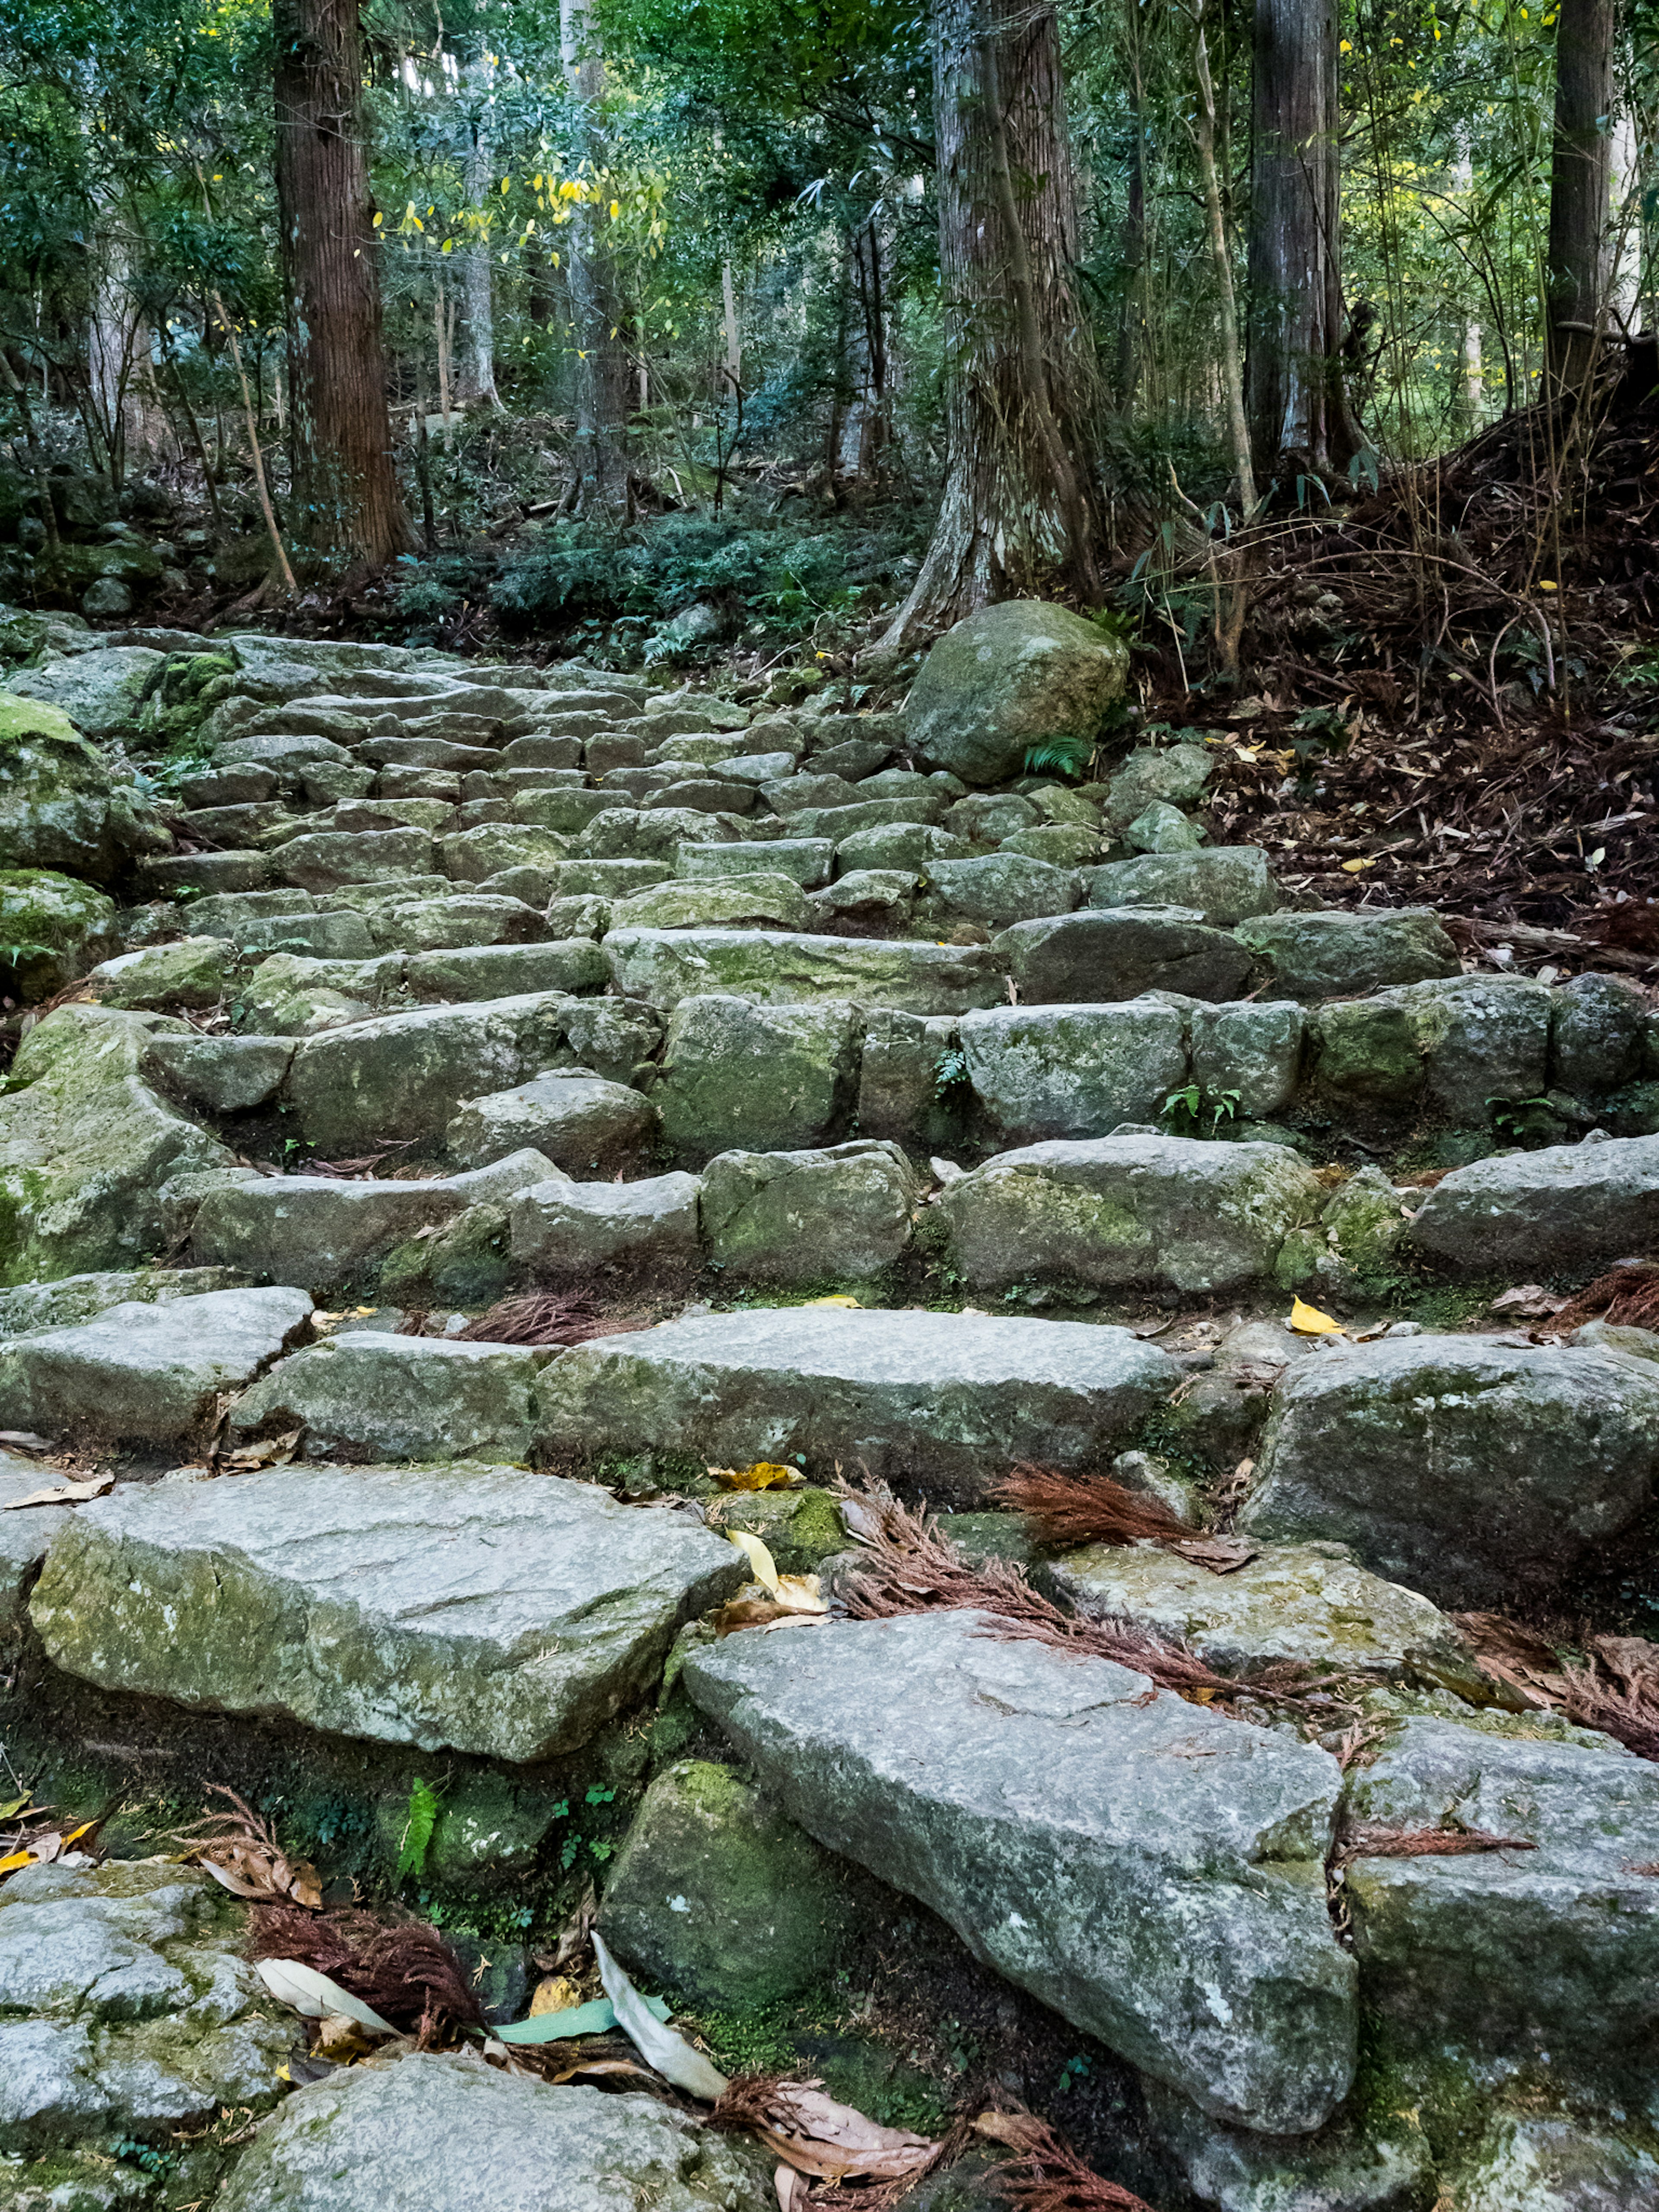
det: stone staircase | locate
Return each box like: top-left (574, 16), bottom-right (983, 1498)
top-left (2, 624), bottom-right (1659, 2211)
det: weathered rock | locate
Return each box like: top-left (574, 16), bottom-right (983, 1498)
top-left (85, 935), bottom-right (235, 1011)
top-left (0, 694), bottom-right (169, 881)
top-left (959, 1003), bottom-right (1188, 1140)
top-left (855, 1008), bottom-right (962, 1143)
top-left (32, 1464), bottom-right (746, 1761)
top-left (1314, 975), bottom-right (1551, 1121)
top-left (1142, 2079), bottom-right (1435, 2212)
top-left (1125, 800), bottom-right (1204, 852)
top-left (942, 1134), bottom-right (1323, 1293)
top-left (2, 871), bottom-right (121, 1009)
top-left (1551, 971), bottom-right (1649, 1095)
top-left (1235, 909), bottom-right (1460, 1001)
top-left (654, 993), bottom-right (858, 1160)
top-left (563, 998), bottom-right (665, 1087)
top-left (364, 893), bottom-right (545, 953)
top-left (578, 807), bottom-right (741, 863)
top-left (1343, 1716), bottom-right (1659, 2108)
top-left (286, 993), bottom-right (574, 1150)
top-left (999, 822), bottom-right (1104, 868)
top-left (214, 2053), bottom-right (772, 2212)
top-left (1, 1449), bottom-right (72, 1637)
top-left (0, 1005), bottom-right (231, 1283)
top-left (144, 1031), bottom-right (297, 1114)
top-left (276, 827), bottom-right (435, 892)
top-left (787, 796), bottom-right (948, 844)
top-left (611, 874), bottom-right (813, 933)
top-left (947, 792), bottom-right (1040, 844)
top-left (0, 1264), bottom-right (252, 1337)
top-left (834, 821), bottom-right (973, 874)
top-left (599, 1759), bottom-right (858, 2011)
top-left (2, 1287), bottom-right (313, 1444)
top-left (808, 867), bottom-right (918, 922)
top-left (1048, 1538), bottom-right (1482, 1690)
top-left (190, 1153), bottom-right (556, 1291)
top-left (904, 601), bottom-right (1127, 786)
top-left (554, 858), bottom-right (672, 899)
top-left (509, 1170), bottom-right (702, 1278)
top-left (994, 909), bottom-right (1254, 1004)
top-left (605, 928), bottom-right (1000, 1013)
top-left (536, 1306), bottom-right (1177, 1497)
top-left (699, 1140), bottom-right (920, 1281)
top-left (0, 1858), bottom-right (292, 2159)
top-left (4, 645), bottom-right (163, 737)
top-left (685, 1609), bottom-right (1353, 2133)
top-left (1102, 741), bottom-right (1213, 826)
top-left (401, 940), bottom-right (606, 1001)
top-left (232, 950), bottom-right (393, 1036)
top-left (1188, 1001), bottom-right (1306, 1121)
top-left (1084, 846), bottom-right (1278, 928)
top-left (926, 853), bottom-right (1080, 927)
top-left (1455, 2115), bottom-right (1659, 2212)
top-left (447, 1072), bottom-right (658, 1173)
top-left (1240, 1335), bottom-right (1659, 1605)
top-left (440, 824), bottom-right (572, 883)
top-left (228, 1332), bottom-right (556, 1462)
top-left (1408, 1134), bottom-right (1659, 1273)
top-left (676, 837), bottom-right (834, 887)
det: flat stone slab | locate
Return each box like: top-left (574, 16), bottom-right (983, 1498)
top-left (1234, 907), bottom-right (1460, 1000)
top-left (941, 1134), bottom-right (1323, 1293)
top-left (0, 1285), bottom-right (314, 1444)
top-left (959, 1002), bottom-right (1189, 1141)
top-left (1240, 1335), bottom-right (1659, 1607)
top-left (1046, 1538), bottom-right (1482, 1689)
top-left (992, 908), bottom-right (1253, 1003)
top-left (1408, 1133), bottom-right (1659, 1273)
top-left (216, 2051), bottom-right (773, 2212)
top-left (509, 1170), bottom-right (702, 1278)
top-left (0, 1857), bottom-right (292, 2159)
top-left (604, 927), bottom-right (1001, 1012)
top-left (447, 1072), bottom-right (658, 1172)
top-left (684, 1609), bottom-right (1354, 2133)
top-left (32, 1464), bottom-right (747, 1761)
top-left (537, 1307), bottom-right (1177, 1500)
top-left (229, 1333), bottom-right (558, 1462)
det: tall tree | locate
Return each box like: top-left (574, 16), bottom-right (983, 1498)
top-left (1244, 0), bottom-right (1358, 483)
top-left (1545, 0), bottom-right (1616, 390)
top-left (560, 0), bottom-right (634, 513)
top-left (877, 0), bottom-right (1103, 648)
top-left (457, 43), bottom-right (503, 410)
top-left (273, 0), bottom-right (413, 565)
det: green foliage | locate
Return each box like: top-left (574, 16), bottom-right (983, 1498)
top-left (931, 1045), bottom-right (970, 1099)
top-left (1161, 1083), bottom-right (1241, 1133)
top-left (1020, 734), bottom-right (1093, 780)
top-left (394, 1777), bottom-right (441, 1881)
top-left (1486, 1093), bottom-right (1559, 1144)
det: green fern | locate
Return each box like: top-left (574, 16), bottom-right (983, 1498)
top-left (395, 1777), bottom-right (441, 1880)
top-left (1020, 734), bottom-right (1093, 780)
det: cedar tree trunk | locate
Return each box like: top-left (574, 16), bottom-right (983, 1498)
top-left (560, 0), bottom-right (634, 515)
top-left (1546, 0), bottom-right (1616, 389)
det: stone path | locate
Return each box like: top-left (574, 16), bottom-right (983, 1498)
top-left (3, 611), bottom-right (1659, 2209)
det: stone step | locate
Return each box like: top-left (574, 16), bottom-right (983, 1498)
top-left (603, 927), bottom-right (1000, 1012)
top-left (31, 1464), bottom-right (747, 1761)
top-left (683, 1608), bottom-right (1355, 2134)
top-left (228, 1330), bottom-right (556, 1462)
top-left (536, 1306), bottom-right (1178, 1500)
top-left (1408, 1130), bottom-right (1659, 1271)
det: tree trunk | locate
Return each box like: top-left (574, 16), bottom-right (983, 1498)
top-left (1245, 0), bottom-right (1358, 483)
top-left (458, 57), bottom-right (504, 409)
top-left (87, 222), bottom-right (138, 491)
top-left (560, 0), bottom-right (634, 516)
top-left (876, 0), bottom-right (1103, 651)
top-left (273, 0), bottom-right (413, 565)
top-left (836, 218), bottom-right (890, 487)
top-left (1546, 0), bottom-right (1616, 388)
top-left (1191, 0), bottom-right (1255, 513)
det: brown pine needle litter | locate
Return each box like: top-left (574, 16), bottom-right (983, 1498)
top-left (247, 1904), bottom-right (486, 2046)
top-left (990, 1465), bottom-right (1191, 1549)
top-left (833, 1484), bottom-right (1321, 1712)
top-left (1548, 1259), bottom-right (1659, 1336)
top-left (1336, 1824), bottom-right (1536, 1862)
top-left (973, 2110), bottom-right (1158, 2212)
top-left (457, 1291), bottom-right (636, 1347)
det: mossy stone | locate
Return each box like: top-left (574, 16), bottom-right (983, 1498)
top-left (700, 1485), bottom-right (849, 1575)
top-left (0, 868), bottom-right (118, 1001)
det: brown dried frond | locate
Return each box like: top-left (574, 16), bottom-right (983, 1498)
top-left (1559, 1661), bottom-right (1659, 1762)
top-left (708, 2072), bottom-right (798, 2134)
top-left (832, 1482), bottom-right (1309, 1709)
top-left (247, 1903), bottom-right (487, 2045)
top-left (1339, 1824), bottom-right (1536, 1860)
top-left (458, 1292), bottom-right (633, 1347)
top-left (1549, 1260), bottom-right (1659, 1336)
top-left (974, 2111), bottom-right (1157, 2212)
top-left (990, 1464), bottom-right (1189, 1549)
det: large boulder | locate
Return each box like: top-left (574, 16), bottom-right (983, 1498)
top-left (605, 926), bottom-right (999, 1013)
top-left (925, 852), bottom-right (1081, 928)
top-left (509, 1170), bottom-right (703, 1278)
top-left (699, 1139), bottom-right (920, 1281)
top-left (903, 601), bottom-right (1127, 786)
top-left (1240, 1335), bottom-right (1659, 1606)
top-left (1083, 846), bottom-right (1278, 927)
top-left (0, 693), bottom-right (169, 881)
top-left (536, 1305), bottom-right (1177, 1500)
top-left (1313, 974), bottom-right (1552, 1121)
top-left (4, 644), bottom-right (164, 737)
top-left (684, 1609), bottom-right (1354, 2133)
top-left (959, 1002), bottom-right (1189, 1140)
top-left (993, 908), bottom-right (1253, 1003)
top-left (653, 993), bottom-right (859, 1160)
top-left (0, 1004), bottom-right (231, 1283)
top-left (32, 1464), bottom-right (747, 1761)
top-left (941, 1134), bottom-right (1324, 1293)
top-left (214, 2053), bottom-right (773, 2212)
top-left (0, 868), bottom-right (118, 1001)
top-left (1235, 908), bottom-right (1460, 1001)
top-left (1408, 1134), bottom-right (1659, 1273)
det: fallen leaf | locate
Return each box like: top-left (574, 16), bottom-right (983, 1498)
top-left (0, 1848), bottom-right (38, 1875)
top-left (1489, 1284), bottom-right (1567, 1321)
top-left (528, 1974), bottom-right (582, 2017)
top-left (549, 2057), bottom-right (657, 2086)
top-left (1340, 857), bottom-right (1376, 872)
top-left (542, 1881), bottom-right (597, 1974)
top-left (746, 2081), bottom-right (938, 2182)
top-left (175, 1785), bottom-right (322, 1907)
top-left (837, 1496), bottom-right (884, 1545)
top-left (219, 1429), bottom-right (302, 1474)
top-left (1170, 1537), bottom-right (1258, 1575)
top-left (708, 1462), bottom-right (800, 1492)
top-left (314, 2012), bottom-right (387, 2062)
top-left (0, 1474), bottom-right (114, 1511)
top-left (255, 1958), bottom-right (398, 2036)
top-left (727, 1529), bottom-right (781, 1594)
top-left (0, 1793), bottom-right (32, 1821)
top-left (774, 2164), bottom-right (808, 2211)
top-left (1452, 1611), bottom-right (1570, 1706)
top-left (774, 1573), bottom-right (829, 1615)
top-left (591, 1931), bottom-right (728, 2100)
top-left (1287, 1297), bottom-right (1343, 1336)
top-left (710, 1597), bottom-right (793, 1636)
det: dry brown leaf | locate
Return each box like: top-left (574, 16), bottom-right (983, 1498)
top-left (1170, 1536), bottom-right (1258, 1575)
top-left (540, 1883), bottom-right (597, 1976)
top-left (747, 2082), bottom-right (938, 2182)
top-left (1490, 1284), bottom-right (1567, 1320)
top-left (314, 2012), bottom-right (387, 2062)
top-left (175, 1785), bottom-right (322, 1909)
top-left (773, 2166), bottom-right (808, 2211)
top-left (548, 2057), bottom-right (657, 2086)
top-left (1452, 1611), bottom-right (1570, 1704)
top-left (219, 1429), bottom-right (302, 1473)
top-left (711, 1597), bottom-right (793, 1637)
top-left (0, 1473), bottom-right (114, 1511)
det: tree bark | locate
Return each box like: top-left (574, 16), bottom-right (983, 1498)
top-left (1545, 0), bottom-right (1616, 388)
top-left (560, 0), bottom-right (634, 516)
top-left (836, 218), bottom-right (890, 488)
top-left (876, 0), bottom-right (1104, 651)
top-left (273, 0), bottom-right (413, 565)
top-left (458, 56), bottom-right (504, 409)
top-left (1245, 0), bottom-right (1358, 483)
top-left (1190, 0), bottom-right (1255, 513)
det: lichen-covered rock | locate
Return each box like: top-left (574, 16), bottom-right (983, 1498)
top-left (446, 1071), bottom-right (658, 1173)
top-left (227, 1332), bottom-right (556, 1462)
top-left (85, 935), bottom-right (235, 1012)
top-left (1189, 1001), bottom-right (1306, 1120)
top-left (699, 1139), bottom-right (920, 1281)
top-left (926, 853), bottom-right (1081, 928)
top-left (0, 1004), bottom-right (231, 1284)
top-left (0, 868), bottom-right (118, 1002)
top-left (653, 992), bottom-right (859, 1160)
top-left (958, 1002), bottom-right (1188, 1141)
top-left (1084, 845), bottom-right (1278, 927)
top-left (610, 873), bottom-right (813, 933)
top-left (904, 601), bottom-right (1128, 786)
top-left (1454, 2114), bottom-right (1659, 2212)
top-left (675, 837), bottom-right (834, 887)
top-left (0, 694), bottom-right (169, 881)
top-left (598, 1760), bottom-right (858, 2010)
top-left (4, 645), bottom-right (164, 737)
top-left (942, 1134), bottom-right (1324, 1293)
top-left (0, 1264), bottom-right (252, 1337)
top-left (993, 908), bottom-right (1253, 1004)
top-left (605, 927), bottom-right (999, 1013)
top-left (1550, 971), bottom-right (1649, 1096)
top-left (1102, 742), bottom-right (1213, 826)
top-left (32, 1464), bottom-right (747, 1761)
top-left (1313, 974), bottom-right (1551, 1122)
top-left (213, 2053), bottom-right (774, 2212)
top-left (1241, 1335), bottom-right (1659, 1606)
top-left (1124, 800), bottom-right (1204, 852)
top-left (1235, 908), bottom-right (1460, 1001)
top-left (144, 1031), bottom-right (297, 1114)
top-left (684, 1608), bottom-right (1354, 2134)
top-left (509, 1169), bottom-right (703, 1278)
top-left (1408, 1133), bottom-right (1659, 1273)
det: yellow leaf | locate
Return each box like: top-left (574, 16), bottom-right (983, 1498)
top-left (529, 1974), bottom-right (582, 2016)
top-left (775, 1573), bottom-right (829, 1615)
top-left (1537, 579), bottom-right (1558, 592)
top-left (1288, 1297), bottom-right (1344, 1336)
top-left (710, 1462), bottom-right (798, 1492)
top-left (1340, 857), bottom-right (1375, 873)
top-left (803, 1295), bottom-right (860, 1309)
top-left (609, 200), bottom-right (620, 217)
top-left (0, 1849), bottom-right (35, 1875)
top-left (727, 1530), bottom-right (780, 1594)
